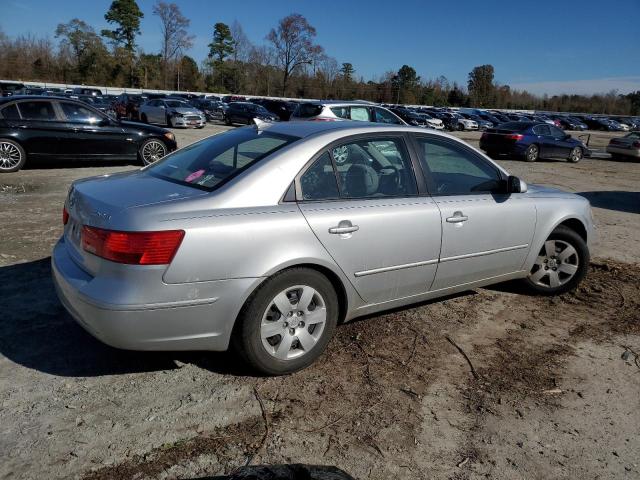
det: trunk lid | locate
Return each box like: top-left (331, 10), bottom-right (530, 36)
top-left (64, 170), bottom-right (208, 274)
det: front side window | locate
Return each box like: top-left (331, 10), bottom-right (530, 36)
top-left (147, 128), bottom-right (299, 191)
top-left (330, 106), bottom-right (349, 119)
top-left (373, 107), bottom-right (402, 124)
top-left (331, 138), bottom-right (417, 198)
top-left (415, 136), bottom-right (503, 195)
top-left (17, 101), bottom-right (56, 121)
top-left (60, 102), bottom-right (102, 124)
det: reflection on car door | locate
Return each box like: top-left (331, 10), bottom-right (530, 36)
top-left (532, 124), bottom-right (554, 157)
top-left (549, 126), bottom-right (572, 157)
top-left (14, 100), bottom-right (66, 156)
top-left (57, 101), bottom-right (135, 159)
top-left (412, 134), bottom-right (536, 290)
top-left (297, 135), bottom-right (442, 304)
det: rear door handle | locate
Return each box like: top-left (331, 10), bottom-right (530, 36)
top-left (329, 220), bottom-right (359, 235)
top-left (446, 211), bottom-right (468, 223)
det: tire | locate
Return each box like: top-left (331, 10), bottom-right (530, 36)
top-left (232, 268), bottom-right (339, 375)
top-left (224, 116), bottom-right (232, 126)
top-left (524, 225), bottom-right (589, 295)
top-left (524, 144), bottom-right (539, 162)
top-left (138, 138), bottom-right (168, 166)
top-left (457, 123), bottom-right (465, 131)
top-left (0, 139), bottom-right (26, 172)
top-left (568, 147), bottom-right (583, 163)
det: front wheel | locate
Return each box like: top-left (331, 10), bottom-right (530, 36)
top-left (139, 138), bottom-right (167, 166)
top-left (524, 226), bottom-right (589, 295)
top-left (524, 144), bottom-right (539, 162)
top-left (232, 268), bottom-right (338, 375)
top-left (568, 147), bottom-right (583, 163)
top-left (0, 139), bottom-right (26, 172)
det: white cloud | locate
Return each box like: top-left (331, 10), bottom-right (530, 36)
top-left (509, 76), bottom-right (640, 96)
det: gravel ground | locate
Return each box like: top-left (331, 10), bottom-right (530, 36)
top-left (0, 124), bottom-right (638, 480)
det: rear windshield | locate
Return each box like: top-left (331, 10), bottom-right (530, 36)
top-left (147, 128), bottom-right (299, 191)
top-left (294, 103), bottom-right (322, 118)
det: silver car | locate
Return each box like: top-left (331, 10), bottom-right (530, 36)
top-left (139, 99), bottom-right (206, 128)
top-left (290, 101), bottom-right (406, 125)
top-left (52, 121), bottom-right (594, 375)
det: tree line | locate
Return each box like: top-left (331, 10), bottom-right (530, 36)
top-left (1, 0), bottom-right (638, 115)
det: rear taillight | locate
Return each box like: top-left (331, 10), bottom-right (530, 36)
top-left (505, 134), bottom-right (524, 140)
top-left (81, 226), bottom-right (185, 265)
top-left (63, 206), bottom-right (69, 225)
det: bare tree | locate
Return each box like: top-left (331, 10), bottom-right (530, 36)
top-left (153, 1), bottom-right (194, 89)
top-left (266, 13), bottom-right (318, 96)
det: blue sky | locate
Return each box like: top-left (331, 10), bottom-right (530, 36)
top-left (2, 0), bottom-right (639, 95)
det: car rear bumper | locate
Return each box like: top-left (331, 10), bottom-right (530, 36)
top-left (51, 237), bottom-right (261, 351)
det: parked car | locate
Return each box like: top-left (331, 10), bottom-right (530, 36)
top-left (113, 93), bottom-right (146, 120)
top-left (427, 111), bottom-right (459, 131)
top-left (252, 98), bottom-right (299, 121)
top-left (608, 119), bottom-right (629, 131)
top-left (477, 111), bottom-right (504, 126)
top-left (0, 96), bottom-right (176, 172)
top-left (616, 117), bottom-right (640, 131)
top-left (584, 117), bottom-right (622, 131)
top-left (451, 113), bottom-right (478, 131)
top-left (459, 113), bottom-right (492, 130)
top-left (0, 81), bottom-right (25, 97)
top-left (480, 121), bottom-right (588, 162)
top-left (139, 98), bottom-right (206, 128)
top-left (389, 108), bottom-right (430, 127)
top-left (291, 101), bottom-right (405, 125)
top-left (221, 95), bottom-right (247, 103)
top-left (72, 87), bottom-right (103, 97)
top-left (553, 116), bottom-right (588, 131)
top-left (192, 99), bottom-right (227, 122)
top-left (606, 132), bottom-right (640, 160)
top-left (76, 95), bottom-right (117, 118)
top-left (224, 102), bottom-right (280, 125)
top-left (415, 112), bottom-right (444, 130)
top-left (52, 121), bottom-right (594, 375)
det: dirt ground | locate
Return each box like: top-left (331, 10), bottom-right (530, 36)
top-left (0, 125), bottom-right (639, 480)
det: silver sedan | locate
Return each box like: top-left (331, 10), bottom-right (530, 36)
top-left (52, 121), bottom-right (594, 374)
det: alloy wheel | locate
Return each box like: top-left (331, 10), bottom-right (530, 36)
top-left (526, 145), bottom-right (539, 162)
top-left (260, 285), bottom-right (327, 360)
top-left (569, 147), bottom-right (583, 162)
top-left (0, 141), bottom-right (22, 170)
top-left (332, 145), bottom-right (349, 164)
top-left (529, 239), bottom-right (579, 288)
top-left (142, 140), bottom-right (167, 165)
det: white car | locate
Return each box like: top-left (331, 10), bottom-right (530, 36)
top-left (419, 113), bottom-right (445, 130)
top-left (455, 115), bottom-right (478, 131)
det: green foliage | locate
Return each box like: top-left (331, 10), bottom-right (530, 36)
top-left (101, 0), bottom-right (144, 52)
top-left (468, 64), bottom-right (495, 107)
top-left (208, 23), bottom-right (234, 63)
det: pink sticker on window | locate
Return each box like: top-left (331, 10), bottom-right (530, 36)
top-left (185, 169), bottom-right (205, 182)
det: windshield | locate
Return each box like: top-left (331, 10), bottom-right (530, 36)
top-left (165, 100), bottom-right (189, 108)
top-left (147, 128), bottom-right (300, 191)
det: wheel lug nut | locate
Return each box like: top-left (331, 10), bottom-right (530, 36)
top-left (283, 322), bottom-right (288, 328)
top-left (297, 311), bottom-right (303, 316)
top-left (544, 266), bottom-right (549, 270)
top-left (289, 328), bottom-right (295, 335)
top-left (300, 321), bottom-right (305, 327)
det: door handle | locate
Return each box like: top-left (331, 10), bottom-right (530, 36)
top-left (329, 220), bottom-right (359, 235)
top-left (446, 211), bottom-right (468, 223)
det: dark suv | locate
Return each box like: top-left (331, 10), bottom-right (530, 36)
top-left (0, 96), bottom-right (177, 172)
top-left (224, 102), bottom-right (279, 125)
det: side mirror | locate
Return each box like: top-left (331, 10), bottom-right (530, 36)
top-left (507, 175), bottom-right (527, 193)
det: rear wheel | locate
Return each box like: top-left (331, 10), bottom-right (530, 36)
top-left (139, 138), bottom-right (167, 166)
top-left (0, 139), bottom-right (26, 172)
top-left (524, 144), bottom-right (539, 162)
top-left (233, 268), bottom-right (338, 375)
top-left (524, 226), bottom-right (588, 295)
top-left (568, 147), bottom-right (583, 163)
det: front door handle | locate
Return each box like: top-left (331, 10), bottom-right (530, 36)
top-left (446, 211), bottom-right (468, 223)
top-left (329, 220), bottom-right (359, 235)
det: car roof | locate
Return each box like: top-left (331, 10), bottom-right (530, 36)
top-left (256, 119), bottom-right (450, 138)
top-left (300, 100), bottom-right (376, 106)
top-left (0, 95), bottom-right (80, 104)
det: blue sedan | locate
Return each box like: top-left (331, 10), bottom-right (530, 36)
top-left (479, 121), bottom-right (590, 162)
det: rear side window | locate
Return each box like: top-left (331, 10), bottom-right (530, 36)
top-left (533, 124), bottom-right (551, 136)
top-left (147, 128), bottom-right (299, 191)
top-left (17, 101), bottom-right (56, 120)
top-left (300, 153), bottom-right (340, 200)
top-left (0, 104), bottom-right (20, 120)
top-left (294, 103), bottom-right (322, 118)
top-left (415, 137), bottom-right (502, 195)
top-left (373, 107), bottom-right (402, 124)
top-left (330, 106), bottom-right (349, 119)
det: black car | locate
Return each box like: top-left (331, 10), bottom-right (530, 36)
top-left (0, 81), bottom-right (25, 97)
top-left (252, 98), bottom-right (298, 121)
top-left (76, 95), bottom-right (117, 118)
top-left (224, 102), bottom-right (279, 125)
top-left (553, 116), bottom-right (588, 131)
top-left (112, 93), bottom-right (147, 120)
top-left (0, 96), bottom-right (177, 172)
top-left (72, 87), bottom-right (103, 97)
top-left (426, 110), bottom-right (458, 131)
top-left (192, 99), bottom-right (227, 122)
top-left (389, 108), bottom-right (428, 126)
